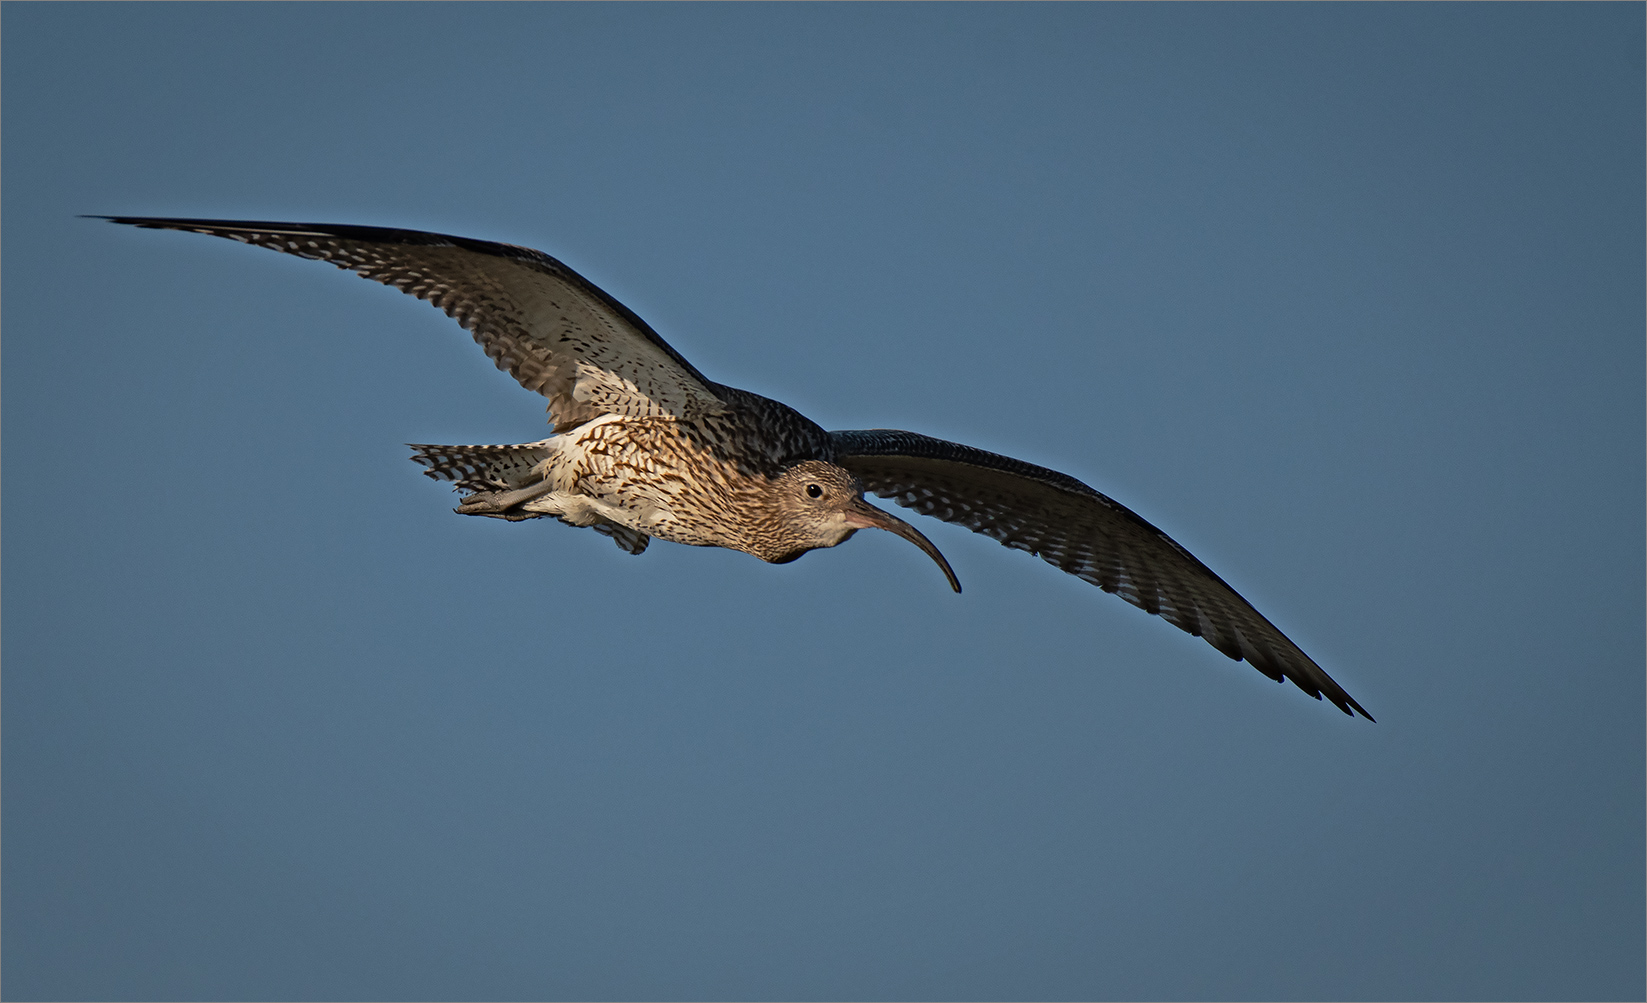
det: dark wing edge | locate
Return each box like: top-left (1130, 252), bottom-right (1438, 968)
top-left (832, 429), bottom-right (1373, 721)
top-left (88, 216), bottom-right (727, 426)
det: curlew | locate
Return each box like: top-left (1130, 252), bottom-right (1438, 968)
top-left (98, 217), bottom-right (1372, 720)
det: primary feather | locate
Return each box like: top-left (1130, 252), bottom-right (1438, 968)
top-left (832, 430), bottom-right (1370, 719)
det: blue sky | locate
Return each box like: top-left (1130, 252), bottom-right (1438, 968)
top-left (4, 4), bottom-right (1642, 1000)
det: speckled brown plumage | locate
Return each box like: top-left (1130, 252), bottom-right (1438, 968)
top-left (100, 216), bottom-right (1372, 720)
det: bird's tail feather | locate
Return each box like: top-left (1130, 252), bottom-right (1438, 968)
top-left (408, 441), bottom-right (554, 495)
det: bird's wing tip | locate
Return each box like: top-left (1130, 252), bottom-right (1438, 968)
top-left (1331, 693), bottom-right (1376, 722)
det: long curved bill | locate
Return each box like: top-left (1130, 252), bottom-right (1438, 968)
top-left (844, 497), bottom-right (962, 593)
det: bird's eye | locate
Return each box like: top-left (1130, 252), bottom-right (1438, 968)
top-left (806, 483), bottom-right (823, 499)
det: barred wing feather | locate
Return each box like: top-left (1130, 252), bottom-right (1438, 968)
top-left (831, 429), bottom-right (1371, 720)
top-left (97, 217), bottom-right (728, 431)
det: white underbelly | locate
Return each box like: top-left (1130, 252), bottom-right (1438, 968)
top-left (519, 415), bottom-right (686, 533)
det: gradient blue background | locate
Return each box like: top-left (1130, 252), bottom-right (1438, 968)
top-left (4, 4), bottom-right (1643, 1000)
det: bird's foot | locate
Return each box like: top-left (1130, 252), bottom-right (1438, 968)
top-left (454, 480), bottom-right (556, 516)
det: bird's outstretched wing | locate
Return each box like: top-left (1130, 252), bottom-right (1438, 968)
top-left (832, 429), bottom-right (1371, 719)
top-left (96, 217), bottom-right (728, 431)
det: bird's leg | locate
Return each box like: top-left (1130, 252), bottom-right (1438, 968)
top-left (453, 478), bottom-right (558, 517)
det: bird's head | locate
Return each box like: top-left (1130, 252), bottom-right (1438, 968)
top-left (757, 460), bottom-right (961, 592)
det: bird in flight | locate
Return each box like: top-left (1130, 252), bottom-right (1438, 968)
top-left (98, 217), bottom-right (1371, 720)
